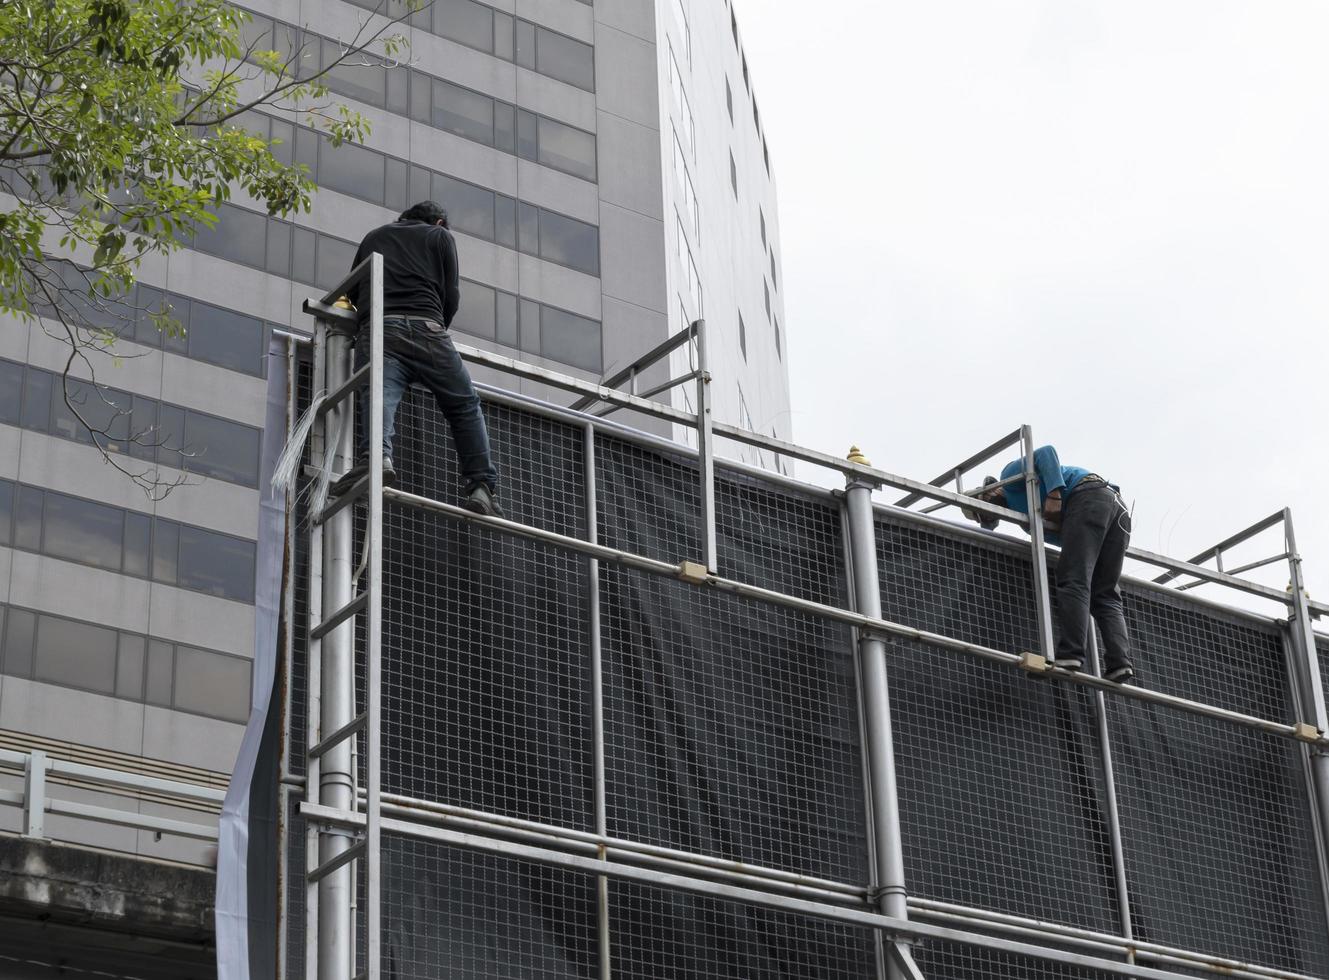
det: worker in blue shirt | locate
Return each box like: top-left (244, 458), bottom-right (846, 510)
top-left (967, 445), bottom-right (1135, 683)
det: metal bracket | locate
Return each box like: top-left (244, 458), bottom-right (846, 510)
top-left (676, 560), bottom-right (709, 585)
top-left (888, 942), bottom-right (929, 980)
top-left (1294, 722), bottom-right (1322, 744)
top-left (1018, 652), bottom-right (1051, 674)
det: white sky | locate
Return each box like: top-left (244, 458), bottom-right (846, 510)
top-left (739, 0), bottom-right (1329, 611)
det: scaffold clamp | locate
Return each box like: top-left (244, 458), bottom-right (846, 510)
top-left (1294, 722), bottom-right (1321, 744)
top-left (677, 560), bottom-right (709, 584)
top-left (1018, 652), bottom-right (1051, 674)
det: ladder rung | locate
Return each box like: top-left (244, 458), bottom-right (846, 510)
top-left (317, 364), bottom-right (370, 417)
top-left (315, 476), bottom-right (369, 525)
top-left (307, 838), bottom-right (364, 884)
top-left (309, 713), bottom-right (367, 760)
top-left (311, 592), bottom-right (367, 640)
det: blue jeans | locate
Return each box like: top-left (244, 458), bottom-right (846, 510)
top-left (353, 316), bottom-right (499, 492)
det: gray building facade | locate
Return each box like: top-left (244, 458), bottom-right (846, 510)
top-left (0, 0), bottom-right (790, 889)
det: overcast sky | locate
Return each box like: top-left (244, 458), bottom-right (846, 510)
top-left (739, 0), bottom-right (1329, 611)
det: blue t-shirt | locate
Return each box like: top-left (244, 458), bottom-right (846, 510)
top-left (1000, 446), bottom-right (1114, 544)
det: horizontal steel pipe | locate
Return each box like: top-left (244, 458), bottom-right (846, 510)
top-left (381, 487), bottom-right (1327, 748)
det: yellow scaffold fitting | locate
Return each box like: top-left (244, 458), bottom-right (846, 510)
top-left (1018, 652), bottom-right (1051, 674)
top-left (334, 295), bottom-right (356, 312)
top-left (846, 445), bottom-right (872, 467)
top-left (1293, 722), bottom-right (1321, 744)
top-left (676, 560), bottom-right (709, 585)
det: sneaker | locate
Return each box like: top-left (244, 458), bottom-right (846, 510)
top-left (330, 458), bottom-right (396, 498)
top-left (1105, 664), bottom-right (1135, 684)
top-left (1056, 657), bottom-right (1084, 672)
top-left (465, 483), bottom-right (504, 518)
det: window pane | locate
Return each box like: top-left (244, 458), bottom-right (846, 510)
top-left (133, 286), bottom-right (170, 347)
top-left (145, 640), bottom-right (173, 706)
top-left (292, 227), bottom-right (317, 286)
top-left (517, 202), bottom-right (538, 255)
top-left (269, 118), bottom-right (294, 166)
top-left (177, 525), bottom-right (256, 603)
top-left (13, 485), bottom-right (42, 551)
top-left (537, 118), bottom-right (596, 181)
top-left (2, 607), bottom-right (35, 678)
top-left (295, 125), bottom-right (319, 171)
top-left (20, 366), bottom-right (52, 432)
top-left (0, 479), bottom-right (11, 546)
top-left (432, 79), bottom-right (493, 145)
top-left (432, 173), bottom-right (494, 241)
top-left (324, 39), bottom-right (386, 107)
top-left (156, 403), bottom-right (185, 468)
top-left (129, 394), bottom-right (158, 461)
top-left (452, 281), bottom-right (496, 340)
top-left (409, 70), bottom-right (431, 123)
top-left (187, 299), bottom-right (266, 376)
top-left (519, 299), bottom-right (540, 354)
top-left (494, 102), bottom-right (515, 154)
top-left (319, 138), bottom-right (386, 203)
top-left (515, 110), bottom-right (538, 162)
top-left (117, 633), bottom-right (145, 700)
top-left (193, 205), bottom-right (267, 269)
top-left (494, 11), bottom-right (514, 60)
top-left (515, 20), bottom-right (535, 70)
top-left (315, 234), bottom-right (358, 292)
top-left (152, 519), bottom-right (179, 585)
top-left (434, 0), bottom-right (493, 51)
top-left (181, 410), bottom-right (261, 487)
top-left (174, 646), bottom-right (252, 723)
top-left (43, 491), bottom-right (124, 571)
top-left (34, 613), bottom-right (117, 694)
top-left (384, 157), bottom-right (408, 213)
top-left (409, 165), bottom-right (431, 206)
top-left (535, 27), bottom-right (594, 90)
top-left (494, 195), bottom-right (516, 249)
top-left (540, 306), bottom-right (601, 372)
top-left (386, 62), bottom-right (409, 114)
top-left (538, 210), bottom-right (600, 276)
top-left (496, 292), bottom-right (518, 348)
top-left (0, 360), bottom-right (22, 423)
top-left (51, 377), bottom-right (131, 451)
top-left (265, 220), bottom-right (291, 278)
top-left (124, 511), bottom-right (151, 577)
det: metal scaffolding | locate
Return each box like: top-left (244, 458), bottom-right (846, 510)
top-left (286, 256), bottom-right (1329, 980)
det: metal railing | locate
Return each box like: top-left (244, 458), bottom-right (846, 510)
top-left (289, 259), bottom-right (1329, 980)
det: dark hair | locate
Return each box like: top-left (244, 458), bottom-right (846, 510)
top-left (399, 200), bottom-right (449, 227)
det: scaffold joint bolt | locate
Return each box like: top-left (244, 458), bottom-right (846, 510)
top-left (1294, 722), bottom-right (1321, 743)
top-left (1018, 652), bottom-right (1051, 674)
top-left (677, 560), bottom-right (709, 584)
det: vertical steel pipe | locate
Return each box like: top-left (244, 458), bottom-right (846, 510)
top-left (844, 455), bottom-right (910, 980)
top-left (365, 254), bottom-right (386, 980)
top-left (1088, 631), bottom-right (1134, 961)
top-left (318, 321), bottom-right (356, 980)
top-left (585, 422), bottom-right (612, 979)
top-left (693, 319), bottom-right (717, 573)
top-left (1022, 426), bottom-right (1057, 662)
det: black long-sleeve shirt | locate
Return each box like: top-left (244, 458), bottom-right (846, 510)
top-left (347, 218), bottom-right (460, 326)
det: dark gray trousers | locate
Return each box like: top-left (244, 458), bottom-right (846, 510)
top-left (1055, 484), bottom-right (1133, 672)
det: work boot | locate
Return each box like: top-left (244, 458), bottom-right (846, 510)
top-left (465, 483), bottom-right (504, 518)
top-left (1105, 663), bottom-right (1135, 684)
top-left (330, 458), bottom-right (396, 498)
top-left (1056, 657), bottom-right (1084, 672)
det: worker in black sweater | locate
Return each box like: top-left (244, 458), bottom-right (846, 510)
top-left (334, 201), bottom-right (502, 517)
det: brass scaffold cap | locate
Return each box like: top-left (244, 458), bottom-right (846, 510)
top-left (333, 295), bottom-right (356, 311)
top-left (846, 445), bottom-right (871, 466)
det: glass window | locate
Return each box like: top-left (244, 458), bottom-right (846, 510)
top-left (668, 0), bottom-right (691, 63)
top-left (538, 210), bottom-right (600, 276)
top-left (0, 359), bottom-right (24, 423)
top-left (515, 110), bottom-right (538, 162)
top-left (269, 118), bottom-right (294, 166)
top-left (133, 285), bottom-right (172, 347)
top-left (265, 219), bottom-right (291, 278)
top-left (51, 377), bottom-right (131, 451)
top-left (435, 0), bottom-right (493, 52)
top-left (432, 79), bottom-right (494, 145)
top-left (2, 607), bottom-right (35, 678)
top-left (433, 173), bottom-right (494, 241)
top-left (43, 491), bottom-right (124, 571)
top-left (124, 511), bottom-right (151, 577)
top-left (145, 639), bottom-right (173, 706)
top-left (117, 633), bottom-right (145, 700)
top-left (493, 11), bottom-right (514, 60)
top-left (384, 156), bottom-right (408, 213)
top-left (319, 138), bottom-right (386, 203)
top-left (495, 195), bottom-right (516, 249)
top-left (537, 118), bottom-right (596, 182)
top-left (408, 70), bottom-right (431, 124)
top-left (13, 485), bottom-right (42, 552)
top-left (178, 410), bottom-right (261, 487)
top-left (0, 479), bottom-right (11, 547)
top-left (292, 227), bottom-right (317, 286)
top-left (34, 613), bottom-right (117, 694)
top-left (494, 103), bottom-right (515, 154)
top-left (315, 234), bottom-right (358, 292)
top-left (155, 403), bottom-right (185, 468)
top-left (516, 202), bottom-right (538, 255)
top-left (514, 20), bottom-right (536, 70)
top-left (386, 62), bottom-right (409, 115)
top-left (187, 299), bottom-right (266, 377)
top-left (193, 205), bottom-right (267, 268)
top-left (540, 306), bottom-right (601, 372)
top-left (534, 26), bottom-right (594, 91)
top-left (295, 125), bottom-right (318, 172)
top-left (128, 394), bottom-right (158, 462)
top-left (519, 299), bottom-right (540, 354)
top-left (20, 366), bottom-right (52, 432)
top-left (324, 39), bottom-right (387, 107)
top-left (152, 519), bottom-right (179, 585)
top-left (452, 281), bottom-right (496, 341)
top-left (668, 47), bottom-right (694, 156)
top-left (408, 165), bottom-right (431, 206)
top-left (495, 292), bottom-right (518, 348)
top-left (175, 646), bottom-right (252, 723)
top-left (177, 525), bottom-right (256, 603)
